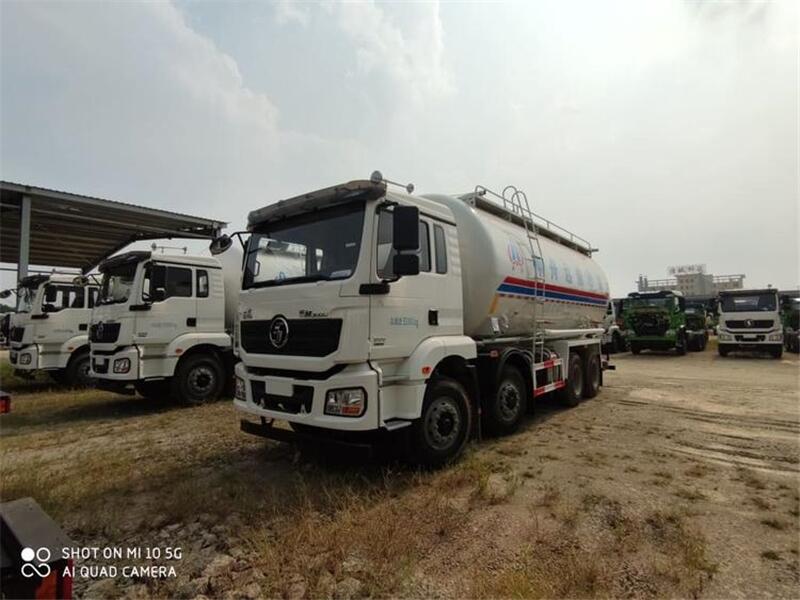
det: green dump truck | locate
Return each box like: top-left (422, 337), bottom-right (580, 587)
top-left (623, 290), bottom-right (689, 355)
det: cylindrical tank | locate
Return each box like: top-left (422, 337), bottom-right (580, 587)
top-left (209, 240), bottom-right (243, 331)
top-left (425, 193), bottom-right (610, 339)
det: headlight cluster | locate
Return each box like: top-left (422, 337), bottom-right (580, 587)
top-left (234, 376), bottom-right (247, 401)
top-left (19, 353), bottom-right (32, 365)
top-left (113, 358), bottom-right (131, 374)
top-left (718, 333), bottom-right (733, 341)
top-left (324, 388), bottom-right (366, 417)
top-left (768, 333), bottom-right (783, 341)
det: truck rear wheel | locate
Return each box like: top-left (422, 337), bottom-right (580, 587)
top-left (676, 332), bottom-right (687, 356)
top-left (172, 353), bottom-right (224, 405)
top-left (409, 377), bottom-right (471, 467)
top-left (484, 365), bottom-right (527, 436)
top-left (582, 353), bottom-right (601, 399)
top-left (65, 351), bottom-right (93, 387)
top-left (558, 353), bottom-right (583, 408)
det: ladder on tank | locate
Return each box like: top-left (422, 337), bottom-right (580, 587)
top-left (501, 185), bottom-right (547, 363)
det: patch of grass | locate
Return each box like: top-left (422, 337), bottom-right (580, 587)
top-left (750, 496), bottom-right (772, 511)
top-left (735, 467), bottom-right (766, 490)
top-left (760, 518), bottom-right (788, 530)
top-left (674, 487), bottom-right (707, 502)
top-left (652, 470), bottom-right (674, 480)
top-left (533, 483), bottom-right (560, 508)
top-left (761, 550), bottom-right (781, 561)
top-left (685, 463), bottom-right (713, 478)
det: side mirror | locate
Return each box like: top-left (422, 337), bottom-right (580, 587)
top-left (393, 254), bottom-right (420, 277)
top-left (0, 290), bottom-right (11, 299)
top-left (44, 287), bottom-right (57, 303)
top-left (152, 288), bottom-right (167, 302)
top-left (392, 206), bottom-right (419, 251)
top-left (209, 235), bottom-right (232, 256)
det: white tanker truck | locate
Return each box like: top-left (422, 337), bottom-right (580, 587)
top-left (89, 247), bottom-right (241, 403)
top-left (227, 174), bottom-right (611, 465)
top-left (5, 274), bottom-right (99, 386)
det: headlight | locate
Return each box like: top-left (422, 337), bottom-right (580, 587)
top-left (113, 358), bottom-right (131, 374)
top-left (719, 333), bottom-right (733, 341)
top-left (19, 353), bottom-right (31, 365)
top-left (325, 388), bottom-right (366, 417)
top-left (768, 333), bottom-right (783, 341)
top-left (234, 376), bottom-right (247, 401)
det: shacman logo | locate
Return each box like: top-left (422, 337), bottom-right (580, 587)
top-left (21, 547), bottom-right (51, 578)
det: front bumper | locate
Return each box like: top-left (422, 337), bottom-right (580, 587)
top-left (90, 346), bottom-right (140, 382)
top-left (718, 330), bottom-right (782, 347)
top-left (9, 345), bottom-right (40, 371)
top-left (234, 362), bottom-right (380, 432)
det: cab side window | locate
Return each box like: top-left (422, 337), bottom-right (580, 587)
top-left (376, 211), bottom-right (431, 277)
top-left (147, 265), bottom-right (193, 300)
top-left (42, 284), bottom-right (84, 312)
top-left (434, 225), bottom-right (447, 274)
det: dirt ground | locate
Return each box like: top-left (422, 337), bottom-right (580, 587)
top-left (1, 341), bottom-right (798, 599)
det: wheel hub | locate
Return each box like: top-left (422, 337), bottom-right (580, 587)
top-left (498, 382), bottom-right (520, 422)
top-left (188, 366), bottom-right (215, 395)
top-left (425, 397), bottom-right (461, 450)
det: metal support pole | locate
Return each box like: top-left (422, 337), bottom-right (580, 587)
top-left (18, 195), bottom-right (31, 284)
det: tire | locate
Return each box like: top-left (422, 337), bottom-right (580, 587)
top-left (558, 353), bottom-right (583, 408)
top-left (630, 343), bottom-right (641, 355)
top-left (613, 332), bottom-right (624, 354)
top-left (676, 332), bottom-right (687, 356)
top-left (582, 353), bottom-right (601, 399)
top-left (135, 379), bottom-right (171, 400)
top-left (484, 365), bottom-right (527, 436)
top-left (718, 345), bottom-right (730, 357)
top-left (409, 377), bottom-right (472, 467)
top-left (172, 353), bottom-right (224, 405)
top-left (770, 346), bottom-right (783, 359)
top-left (65, 351), bottom-right (93, 387)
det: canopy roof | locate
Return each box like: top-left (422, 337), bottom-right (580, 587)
top-left (1, 181), bottom-right (226, 273)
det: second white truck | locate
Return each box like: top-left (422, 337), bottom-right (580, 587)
top-left (89, 248), bottom-right (241, 402)
top-left (230, 174), bottom-right (612, 465)
top-left (717, 288), bottom-right (783, 358)
top-left (7, 274), bottom-right (99, 385)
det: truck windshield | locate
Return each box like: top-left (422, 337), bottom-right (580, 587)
top-left (243, 202), bottom-right (365, 289)
top-left (17, 285), bottom-right (38, 313)
top-left (99, 263), bottom-right (138, 305)
top-left (629, 297), bottom-right (672, 309)
top-left (720, 293), bottom-right (776, 313)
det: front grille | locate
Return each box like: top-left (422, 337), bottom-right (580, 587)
top-left (725, 320), bottom-right (774, 330)
top-left (240, 319), bottom-right (342, 357)
top-left (631, 314), bottom-right (668, 337)
top-left (90, 322), bottom-right (121, 344)
top-left (734, 334), bottom-right (766, 342)
top-left (250, 381), bottom-right (313, 414)
top-left (9, 327), bottom-right (24, 343)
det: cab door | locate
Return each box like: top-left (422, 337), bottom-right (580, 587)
top-left (368, 206), bottom-right (462, 361)
top-left (135, 263), bottom-right (195, 348)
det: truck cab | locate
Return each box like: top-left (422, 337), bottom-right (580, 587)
top-left (684, 303), bottom-right (709, 352)
top-left (602, 300), bottom-right (626, 353)
top-left (623, 290), bottom-right (688, 355)
top-left (90, 251), bottom-right (236, 403)
top-left (717, 289), bottom-right (783, 358)
top-left (7, 274), bottom-right (98, 385)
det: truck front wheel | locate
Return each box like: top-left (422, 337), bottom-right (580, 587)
top-left (173, 353), bottom-right (224, 405)
top-left (484, 365), bottom-right (527, 436)
top-left (410, 377), bottom-right (471, 467)
top-left (630, 343), bottom-right (641, 355)
top-left (558, 353), bottom-right (583, 408)
top-left (676, 332), bottom-right (687, 356)
top-left (770, 345), bottom-right (783, 359)
top-left (718, 345), bottom-right (730, 357)
top-left (65, 351), bottom-right (93, 387)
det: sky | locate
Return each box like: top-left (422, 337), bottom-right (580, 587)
top-left (1, 0), bottom-right (797, 297)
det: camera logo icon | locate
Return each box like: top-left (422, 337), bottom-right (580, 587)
top-left (20, 547), bottom-right (51, 578)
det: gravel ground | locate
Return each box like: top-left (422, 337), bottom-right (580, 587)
top-left (1, 340), bottom-right (798, 598)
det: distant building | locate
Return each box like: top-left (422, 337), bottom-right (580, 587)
top-left (637, 265), bottom-right (745, 298)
